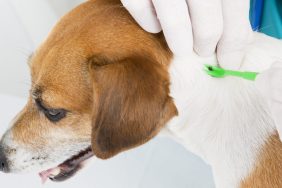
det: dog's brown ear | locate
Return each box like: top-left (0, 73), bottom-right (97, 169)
top-left (89, 56), bottom-right (177, 159)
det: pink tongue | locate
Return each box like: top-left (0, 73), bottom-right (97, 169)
top-left (39, 168), bottom-right (59, 184)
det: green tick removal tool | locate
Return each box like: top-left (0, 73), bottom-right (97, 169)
top-left (204, 64), bottom-right (259, 81)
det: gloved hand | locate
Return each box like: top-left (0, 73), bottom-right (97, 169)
top-left (121, 0), bottom-right (253, 69)
top-left (255, 62), bottom-right (282, 141)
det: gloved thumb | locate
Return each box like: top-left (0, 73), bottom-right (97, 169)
top-left (255, 62), bottom-right (282, 140)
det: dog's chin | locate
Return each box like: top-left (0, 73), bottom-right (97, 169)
top-left (39, 147), bottom-right (93, 183)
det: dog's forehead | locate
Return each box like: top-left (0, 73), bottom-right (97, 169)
top-left (29, 51), bottom-right (92, 111)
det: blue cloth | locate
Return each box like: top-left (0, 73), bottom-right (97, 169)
top-left (250, 0), bottom-right (264, 31)
top-left (250, 0), bottom-right (282, 39)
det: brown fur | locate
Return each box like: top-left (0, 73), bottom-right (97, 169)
top-left (89, 55), bottom-right (177, 159)
top-left (11, 0), bottom-right (176, 158)
top-left (241, 133), bottom-right (282, 188)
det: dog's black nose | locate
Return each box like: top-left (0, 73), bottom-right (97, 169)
top-left (0, 147), bottom-right (9, 173)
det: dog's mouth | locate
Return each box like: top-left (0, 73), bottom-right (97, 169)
top-left (39, 147), bottom-right (93, 183)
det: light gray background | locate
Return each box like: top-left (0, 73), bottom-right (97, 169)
top-left (0, 0), bottom-right (215, 187)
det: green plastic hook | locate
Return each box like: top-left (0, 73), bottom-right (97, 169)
top-left (204, 64), bottom-right (259, 81)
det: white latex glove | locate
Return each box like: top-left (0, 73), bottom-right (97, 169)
top-left (121, 0), bottom-right (253, 69)
top-left (255, 62), bottom-right (282, 141)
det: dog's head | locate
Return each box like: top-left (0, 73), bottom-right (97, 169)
top-left (0, 0), bottom-right (177, 182)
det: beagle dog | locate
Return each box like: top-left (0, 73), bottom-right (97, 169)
top-left (0, 0), bottom-right (281, 187)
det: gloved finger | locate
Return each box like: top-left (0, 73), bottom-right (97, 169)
top-left (255, 62), bottom-right (282, 102)
top-left (217, 0), bottom-right (253, 70)
top-left (269, 62), bottom-right (282, 141)
top-left (152, 0), bottom-right (193, 56)
top-left (255, 62), bottom-right (282, 141)
top-left (271, 61), bottom-right (282, 69)
top-left (268, 62), bottom-right (282, 102)
top-left (186, 0), bottom-right (223, 56)
top-left (121, 0), bottom-right (161, 33)
top-left (271, 103), bottom-right (282, 141)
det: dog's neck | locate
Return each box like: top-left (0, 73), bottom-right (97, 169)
top-left (163, 51), bottom-right (276, 187)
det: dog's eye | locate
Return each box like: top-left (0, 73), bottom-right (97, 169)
top-left (45, 109), bottom-right (66, 122)
top-left (35, 99), bottom-right (66, 122)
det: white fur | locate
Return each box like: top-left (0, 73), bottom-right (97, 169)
top-left (1, 125), bottom-right (91, 173)
top-left (164, 33), bottom-right (282, 188)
